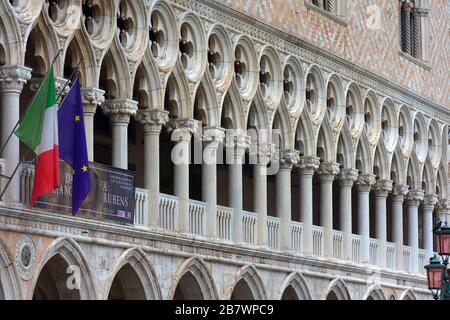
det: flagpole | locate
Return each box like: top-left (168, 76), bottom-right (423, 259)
top-left (0, 48), bottom-right (63, 155)
top-left (0, 58), bottom-right (81, 203)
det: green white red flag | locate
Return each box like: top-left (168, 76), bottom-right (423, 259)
top-left (15, 66), bottom-right (60, 206)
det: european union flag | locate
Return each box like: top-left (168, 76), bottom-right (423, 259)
top-left (58, 77), bottom-right (90, 215)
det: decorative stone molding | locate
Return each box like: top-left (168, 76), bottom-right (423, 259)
top-left (14, 234), bottom-right (36, 281)
top-left (423, 194), bottom-right (439, 210)
top-left (337, 169), bottom-right (359, 188)
top-left (278, 149), bottom-right (300, 170)
top-left (55, 77), bottom-right (71, 98)
top-left (203, 127), bottom-right (225, 149)
top-left (356, 174), bottom-right (376, 192)
top-left (0, 65), bottom-right (32, 93)
top-left (101, 99), bottom-right (138, 124)
top-left (435, 199), bottom-right (449, 213)
top-left (406, 189), bottom-right (425, 207)
top-left (135, 109), bottom-right (170, 134)
top-left (391, 184), bottom-right (409, 202)
top-left (373, 180), bottom-right (394, 198)
top-left (318, 162), bottom-right (340, 181)
top-left (167, 118), bottom-right (200, 142)
top-left (297, 156), bottom-right (320, 175)
top-left (255, 143), bottom-right (275, 165)
top-left (81, 87), bottom-right (106, 115)
top-left (225, 133), bottom-right (251, 159)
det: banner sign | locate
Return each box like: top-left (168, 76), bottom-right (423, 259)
top-left (36, 161), bottom-right (135, 224)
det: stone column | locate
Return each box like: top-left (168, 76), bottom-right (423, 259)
top-left (373, 180), bottom-right (393, 268)
top-left (337, 169), bottom-right (358, 261)
top-left (297, 156), bottom-right (320, 255)
top-left (392, 185), bottom-right (409, 271)
top-left (101, 99), bottom-right (138, 169)
top-left (406, 189), bottom-right (425, 274)
top-left (0, 65), bottom-right (31, 203)
top-left (81, 88), bottom-right (105, 162)
top-left (135, 109), bottom-right (169, 227)
top-left (167, 119), bottom-right (199, 233)
top-left (318, 162), bottom-right (340, 258)
top-left (423, 194), bottom-right (438, 260)
top-left (202, 127), bottom-right (225, 238)
top-left (356, 174), bottom-right (376, 264)
top-left (254, 143), bottom-right (274, 247)
top-left (277, 149), bottom-right (300, 251)
top-left (226, 134), bottom-right (251, 243)
top-left (401, 1), bottom-right (414, 54)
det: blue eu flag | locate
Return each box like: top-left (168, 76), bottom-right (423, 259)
top-left (58, 77), bottom-right (90, 215)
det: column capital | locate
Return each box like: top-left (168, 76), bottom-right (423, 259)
top-left (0, 65), bottom-right (32, 93)
top-left (337, 168), bottom-right (359, 188)
top-left (406, 189), bottom-right (425, 207)
top-left (55, 77), bottom-right (71, 97)
top-left (373, 180), bottom-right (393, 197)
top-left (356, 174), bottom-right (376, 192)
top-left (278, 149), bottom-right (300, 170)
top-left (136, 109), bottom-right (169, 134)
top-left (203, 127), bottom-right (225, 149)
top-left (225, 133), bottom-right (251, 161)
top-left (401, 0), bottom-right (414, 11)
top-left (81, 87), bottom-right (105, 114)
top-left (255, 143), bottom-right (275, 165)
top-left (167, 118), bottom-right (199, 142)
top-left (392, 184), bottom-right (409, 202)
top-left (423, 194), bottom-right (439, 210)
top-left (297, 156), bottom-right (320, 175)
top-left (318, 162), bottom-right (340, 182)
top-left (435, 199), bottom-right (449, 213)
top-left (102, 99), bottom-right (138, 124)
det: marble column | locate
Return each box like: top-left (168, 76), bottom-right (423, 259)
top-left (254, 143), bottom-right (274, 247)
top-left (0, 65), bottom-right (31, 203)
top-left (81, 88), bottom-right (105, 162)
top-left (392, 185), bottom-right (409, 271)
top-left (167, 119), bottom-right (199, 233)
top-left (423, 194), bottom-right (438, 259)
top-left (373, 180), bottom-right (393, 268)
top-left (318, 162), bottom-right (340, 258)
top-left (297, 156), bottom-right (320, 255)
top-left (136, 109), bottom-right (169, 227)
top-left (202, 127), bottom-right (225, 238)
top-left (226, 134), bottom-right (251, 243)
top-left (406, 189), bottom-right (425, 274)
top-left (401, 1), bottom-right (414, 54)
top-left (356, 174), bottom-right (376, 264)
top-left (101, 99), bottom-right (138, 169)
top-left (277, 149), bottom-right (300, 251)
top-left (337, 169), bottom-right (358, 261)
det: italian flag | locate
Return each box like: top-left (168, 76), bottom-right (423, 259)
top-left (15, 66), bottom-right (60, 207)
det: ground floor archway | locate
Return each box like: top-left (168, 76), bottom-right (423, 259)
top-left (108, 264), bottom-right (146, 300)
top-left (173, 271), bottom-right (204, 300)
top-left (231, 279), bottom-right (255, 300)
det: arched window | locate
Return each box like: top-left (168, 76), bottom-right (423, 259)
top-left (400, 0), bottom-right (429, 62)
top-left (307, 0), bottom-right (347, 22)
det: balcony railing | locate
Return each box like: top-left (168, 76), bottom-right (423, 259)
top-left (217, 206), bottom-right (232, 241)
top-left (7, 160), bottom-right (432, 276)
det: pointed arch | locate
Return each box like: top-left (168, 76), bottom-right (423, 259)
top-left (278, 272), bottom-right (311, 300)
top-left (391, 146), bottom-right (407, 185)
top-left (0, 2), bottom-right (22, 65)
top-left (103, 248), bottom-right (162, 300)
top-left (407, 153), bottom-right (421, 190)
top-left (322, 278), bottom-right (351, 300)
top-left (373, 143), bottom-right (389, 180)
top-left (400, 289), bottom-right (417, 300)
top-left (194, 79), bottom-right (219, 127)
top-left (422, 157), bottom-right (436, 195)
top-left (168, 257), bottom-right (218, 300)
top-left (295, 112), bottom-right (315, 157)
top-left (166, 64), bottom-right (191, 118)
top-left (220, 84), bottom-right (245, 130)
top-left (336, 126), bottom-right (354, 169)
top-left (272, 104), bottom-right (294, 150)
top-left (363, 284), bottom-right (386, 300)
top-left (133, 53), bottom-right (164, 110)
top-left (436, 162), bottom-right (447, 199)
top-left (246, 98), bottom-right (270, 144)
top-left (229, 265), bottom-right (266, 300)
top-left (316, 121), bottom-right (336, 162)
top-left (29, 237), bottom-right (96, 300)
top-left (0, 239), bottom-right (21, 300)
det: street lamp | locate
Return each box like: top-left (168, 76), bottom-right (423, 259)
top-left (425, 222), bottom-right (450, 300)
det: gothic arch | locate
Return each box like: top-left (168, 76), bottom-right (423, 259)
top-left (195, 78), bottom-right (220, 127)
top-left (422, 157), bottom-right (436, 195)
top-left (229, 264), bottom-right (266, 300)
top-left (322, 278), bottom-right (351, 300)
top-left (407, 153), bottom-right (421, 190)
top-left (373, 143), bottom-right (390, 180)
top-left (316, 121), bottom-right (336, 163)
top-left (221, 85), bottom-right (245, 130)
top-left (363, 284), bottom-right (386, 300)
top-left (304, 64), bottom-right (326, 125)
top-left (0, 1), bottom-right (22, 65)
top-left (0, 239), bottom-right (21, 300)
top-left (324, 73), bottom-right (346, 132)
top-left (168, 257), bottom-right (218, 300)
top-left (391, 146), bottom-right (407, 185)
top-left (104, 248), bottom-right (161, 300)
top-left (356, 135), bottom-right (372, 174)
top-left (29, 237), bottom-right (96, 300)
top-left (436, 163), bottom-right (447, 199)
top-left (278, 272), bottom-right (311, 300)
top-left (400, 289), bottom-right (417, 300)
top-left (344, 81), bottom-right (364, 138)
top-left (336, 126), bottom-right (354, 169)
top-left (295, 112), bottom-right (315, 157)
top-left (272, 105), bottom-right (294, 150)
top-left (133, 56), bottom-right (163, 110)
top-left (246, 99), bottom-right (270, 144)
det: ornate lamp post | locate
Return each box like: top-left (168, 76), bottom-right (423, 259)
top-left (425, 222), bottom-right (450, 300)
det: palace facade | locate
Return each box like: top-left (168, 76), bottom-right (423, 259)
top-left (0, 0), bottom-right (449, 300)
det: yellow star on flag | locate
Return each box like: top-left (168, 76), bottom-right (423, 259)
top-left (75, 115), bottom-right (81, 122)
top-left (81, 165), bottom-right (88, 173)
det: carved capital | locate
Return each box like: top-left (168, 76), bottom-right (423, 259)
top-left (423, 194), bottom-right (439, 210)
top-left (318, 162), bottom-right (340, 181)
top-left (401, 0), bottom-right (414, 11)
top-left (278, 149), bottom-right (300, 170)
top-left (203, 127), bottom-right (225, 149)
top-left (435, 199), bottom-right (449, 213)
top-left (356, 174), bottom-right (376, 192)
top-left (81, 87), bottom-right (105, 115)
top-left (373, 180), bottom-right (393, 197)
top-left (391, 184), bottom-right (409, 202)
top-left (167, 118), bottom-right (199, 143)
top-left (254, 143), bottom-right (275, 165)
top-left (0, 65), bottom-right (32, 93)
top-left (297, 156), bottom-right (320, 175)
top-left (101, 99), bottom-right (138, 123)
top-left (406, 189), bottom-right (425, 207)
top-left (337, 169), bottom-right (359, 188)
top-left (225, 133), bottom-right (251, 159)
top-left (55, 77), bottom-right (70, 97)
top-left (136, 109), bottom-right (169, 134)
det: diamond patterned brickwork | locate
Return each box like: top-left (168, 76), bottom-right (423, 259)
top-left (214, 0), bottom-right (449, 108)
